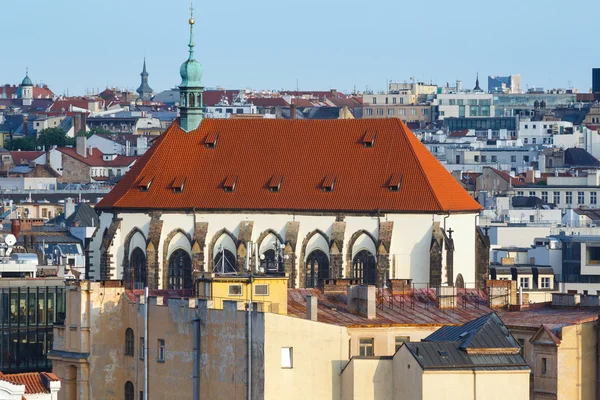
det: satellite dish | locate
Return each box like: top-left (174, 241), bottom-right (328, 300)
top-left (260, 254), bottom-right (265, 260)
top-left (5, 234), bottom-right (16, 246)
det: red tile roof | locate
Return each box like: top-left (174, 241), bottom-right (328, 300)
top-left (0, 372), bottom-right (59, 394)
top-left (248, 97), bottom-right (289, 107)
top-left (448, 129), bottom-right (470, 138)
top-left (10, 151), bottom-right (45, 165)
top-left (57, 147), bottom-right (137, 168)
top-left (96, 119), bottom-right (482, 213)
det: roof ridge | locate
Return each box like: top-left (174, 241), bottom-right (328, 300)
top-left (394, 119), bottom-right (444, 211)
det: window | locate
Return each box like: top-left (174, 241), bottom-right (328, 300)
top-left (529, 191), bottom-right (535, 197)
top-left (593, 192), bottom-right (598, 205)
top-left (491, 155), bottom-right (497, 162)
top-left (524, 138), bottom-right (528, 144)
top-left (511, 155), bottom-right (516, 162)
top-left (365, 108), bottom-right (373, 116)
top-left (125, 328), bottom-right (134, 356)
top-left (399, 109), bottom-right (405, 116)
top-left (125, 381), bottom-right (134, 400)
top-left (410, 108), bottom-right (417, 116)
top-left (541, 192), bottom-right (548, 202)
top-left (385, 97), bottom-right (388, 104)
top-left (566, 191), bottom-right (572, 204)
top-left (523, 156), bottom-right (530, 162)
top-left (359, 338), bottom-right (374, 356)
top-left (139, 392), bottom-right (144, 400)
top-left (422, 109), bottom-right (428, 116)
top-left (229, 284), bottom-right (243, 296)
top-left (392, 97), bottom-right (397, 104)
top-left (532, 138), bottom-right (537, 144)
top-left (481, 155), bottom-right (487, 162)
top-left (517, 191), bottom-right (524, 196)
top-left (139, 337), bottom-right (144, 360)
top-left (395, 336), bottom-right (410, 352)
top-left (254, 284), bottom-right (269, 296)
top-left (586, 246), bottom-right (600, 265)
top-left (554, 192), bottom-right (560, 204)
top-left (517, 338), bottom-right (525, 355)
top-left (533, 124), bottom-right (537, 129)
top-left (168, 249), bottom-right (192, 290)
top-left (388, 108), bottom-right (394, 116)
top-left (541, 277), bottom-right (551, 289)
top-left (524, 124), bottom-right (528, 129)
top-left (372, 97), bottom-right (377, 104)
top-left (474, 156), bottom-right (479, 162)
top-left (578, 192), bottom-right (584, 204)
top-left (519, 277), bottom-right (529, 289)
top-left (541, 358), bottom-right (547, 375)
top-left (157, 339), bottom-right (165, 362)
top-left (376, 108), bottom-right (384, 116)
top-left (281, 347), bottom-right (293, 368)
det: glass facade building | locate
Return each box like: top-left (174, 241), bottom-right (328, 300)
top-left (0, 284), bottom-right (65, 373)
top-left (444, 117), bottom-right (518, 132)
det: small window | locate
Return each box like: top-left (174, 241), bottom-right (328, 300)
top-left (518, 338), bottom-right (525, 355)
top-left (281, 347), bottom-right (293, 368)
top-left (587, 246), bottom-right (600, 265)
top-left (254, 284), bottom-right (269, 296)
top-left (125, 328), bottom-right (134, 356)
top-left (157, 339), bottom-right (165, 362)
top-left (322, 175), bottom-right (336, 192)
top-left (359, 338), bottom-right (374, 356)
top-left (269, 176), bottom-right (283, 192)
top-left (205, 132), bottom-right (219, 148)
top-left (139, 337), bottom-right (145, 360)
top-left (125, 381), bottom-right (134, 400)
top-left (395, 336), bottom-right (410, 352)
top-left (224, 176), bottom-right (238, 192)
top-left (541, 277), bottom-right (551, 289)
top-left (541, 357), bottom-right (547, 375)
top-left (138, 176), bottom-right (154, 192)
top-left (519, 277), bottom-right (529, 289)
top-left (388, 174), bottom-right (402, 192)
top-left (171, 177), bottom-right (186, 193)
top-left (229, 284), bottom-right (242, 296)
top-left (362, 130), bottom-right (376, 148)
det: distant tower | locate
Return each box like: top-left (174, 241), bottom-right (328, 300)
top-left (136, 59), bottom-right (153, 101)
top-left (178, 4), bottom-right (204, 132)
top-left (19, 69), bottom-right (33, 106)
top-left (473, 73), bottom-right (482, 92)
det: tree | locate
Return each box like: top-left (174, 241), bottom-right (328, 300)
top-left (37, 128), bottom-right (69, 148)
top-left (77, 127), bottom-right (112, 138)
top-left (5, 137), bottom-right (37, 151)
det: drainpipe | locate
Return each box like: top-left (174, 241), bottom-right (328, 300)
top-left (144, 286), bottom-right (148, 400)
top-left (247, 275), bottom-right (253, 400)
top-left (193, 318), bottom-right (200, 400)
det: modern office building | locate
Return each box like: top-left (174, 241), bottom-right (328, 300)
top-left (489, 75), bottom-right (522, 94)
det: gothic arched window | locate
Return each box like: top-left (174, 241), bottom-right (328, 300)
top-left (130, 247), bottom-right (146, 290)
top-left (189, 93), bottom-right (195, 107)
top-left (168, 249), bottom-right (192, 289)
top-left (125, 381), bottom-right (134, 400)
top-left (352, 250), bottom-right (377, 285)
top-left (213, 248), bottom-right (237, 274)
top-left (125, 328), bottom-right (134, 356)
top-left (305, 250), bottom-right (329, 288)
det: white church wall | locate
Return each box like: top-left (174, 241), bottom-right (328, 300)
top-left (444, 213), bottom-right (477, 285)
top-left (305, 232), bottom-right (330, 262)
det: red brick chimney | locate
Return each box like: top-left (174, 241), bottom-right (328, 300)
top-left (290, 103), bottom-right (297, 120)
top-left (11, 219), bottom-right (20, 239)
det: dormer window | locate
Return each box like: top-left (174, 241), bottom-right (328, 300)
top-left (171, 176), bottom-right (186, 193)
top-left (322, 175), bottom-right (336, 192)
top-left (362, 130), bottom-right (377, 148)
top-left (205, 131), bottom-right (219, 148)
top-left (388, 174), bottom-right (402, 192)
top-left (269, 175), bottom-right (283, 192)
top-left (224, 176), bottom-right (237, 192)
top-left (138, 175), bottom-right (154, 192)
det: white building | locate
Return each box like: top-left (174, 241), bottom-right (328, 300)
top-left (434, 93), bottom-right (495, 120)
top-left (518, 120), bottom-right (573, 146)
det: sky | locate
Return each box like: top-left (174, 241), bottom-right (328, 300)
top-left (3, 0), bottom-right (599, 96)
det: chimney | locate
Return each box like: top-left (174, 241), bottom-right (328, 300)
top-left (306, 295), bottom-right (318, 321)
top-left (347, 285), bottom-right (376, 319)
top-left (23, 115), bottom-right (28, 136)
top-left (73, 113), bottom-right (82, 134)
top-left (525, 169), bottom-right (535, 184)
top-left (290, 103), bottom-right (297, 120)
top-left (76, 136), bottom-right (87, 158)
top-left (65, 198), bottom-right (75, 220)
top-left (88, 146), bottom-right (93, 156)
top-left (11, 219), bottom-right (20, 239)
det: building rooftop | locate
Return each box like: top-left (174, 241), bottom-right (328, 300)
top-left (0, 371), bottom-right (59, 394)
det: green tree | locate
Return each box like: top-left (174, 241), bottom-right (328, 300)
top-left (37, 128), bottom-right (68, 148)
top-left (77, 127), bottom-right (112, 138)
top-left (5, 137), bottom-right (37, 151)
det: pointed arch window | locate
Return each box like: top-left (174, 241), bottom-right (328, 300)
top-left (168, 249), bottom-right (192, 289)
top-left (305, 250), bottom-right (329, 288)
top-left (352, 250), bottom-right (377, 285)
top-left (125, 381), bottom-right (134, 400)
top-left (129, 248), bottom-right (147, 290)
top-left (213, 247), bottom-right (237, 274)
top-left (125, 328), bottom-right (134, 356)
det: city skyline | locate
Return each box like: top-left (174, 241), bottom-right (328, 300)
top-left (4, 0), bottom-right (599, 95)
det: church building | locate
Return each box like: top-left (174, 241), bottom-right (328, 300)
top-left (90, 13), bottom-right (485, 291)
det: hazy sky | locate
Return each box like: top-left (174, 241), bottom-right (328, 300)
top-left (4, 0), bottom-right (599, 95)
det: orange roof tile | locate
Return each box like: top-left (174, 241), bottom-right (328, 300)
top-left (171, 176), bottom-right (186, 191)
top-left (0, 372), bottom-right (57, 394)
top-left (96, 119), bottom-right (482, 213)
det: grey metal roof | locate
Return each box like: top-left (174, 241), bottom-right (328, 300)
top-left (52, 203), bottom-right (99, 227)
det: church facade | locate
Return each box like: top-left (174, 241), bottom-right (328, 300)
top-left (89, 14), bottom-right (485, 291)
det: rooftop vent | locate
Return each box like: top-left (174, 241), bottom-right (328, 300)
top-left (438, 350), bottom-right (449, 357)
top-left (459, 332), bottom-right (469, 339)
top-left (138, 175), bottom-right (154, 191)
top-left (388, 174), bottom-right (402, 192)
top-left (224, 176), bottom-right (238, 192)
top-left (362, 130), bottom-right (377, 148)
top-left (205, 131), bottom-right (219, 148)
top-left (269, 175), bottom-right (283, 192)
top-left (322, 175), bottom-right (336, 192)
top-left (171, 176), bottom-right (186, 193)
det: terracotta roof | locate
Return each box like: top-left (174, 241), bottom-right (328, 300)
top-left (490, 168), bottom-right (524, 186)
top-left (96, 119), bottom-right (482, 212)
top-left (448, 129), bottom-right (470, 138)
top-left (10, 151), bottom-right (44, 165)
top-left (0, 372), bottom-right (59, 394)
top-left (248, 97), bottom-right (289, 107)
top-left (57, 147), bottom-right (137, 168)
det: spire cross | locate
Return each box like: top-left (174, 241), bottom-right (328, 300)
top-left (190, 1), bottom-right (194, 19)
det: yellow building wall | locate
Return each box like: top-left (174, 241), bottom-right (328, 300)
top-left (348, 326), bottom-right (439, 357)
top-left (422, 370), bottom-right (529, 400)
top-left (557, 322), bottom-right (597, 400)
top-left (263, 312), bottom-right (349, 400)
top-left (341, 358), bottom-right (393, 400)
top-left (198, 276), bottom-right (288, 314)
top-left (393, 346), bottom-right (423, 400)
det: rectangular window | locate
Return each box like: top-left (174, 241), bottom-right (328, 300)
top-left (586, 246), bottom-right (600, 265)
top-left (359, 338), bottom-right (374, 356)
top-left (541, 192), bottom-right (548, 202)
top-left (372, 97), bottom-right (377, 104)
top-left (365, 108), bottom-right (373, 116)
top-left (376, 108), bottom-right (384, 115)
top-left (529, 191), bottom-right (535, 197)
top-left (457, 99), bottom-right (464, 105)
top-left (399, 97), bottom-right (404, 105)
top-left (532, 138), bottom-right (536, 144)
top-left (157, 339), bottom-right (165, 362)
top-left (541, 357), bottom-right (547, 375)
top-left (541, 277), bottom-right (551, 289)
top-left (519, 277), bottom-right (529, 289)
top-left (524, 138), bottom-right (528, 144)
top-left (254, 284), bottom-right (269, 296)
top-left (140, 392), bottom-right (144, 400)
top-left (281, 347), bottom-right (293, 368)
top-left (392, 97), bottom-right (397, 104)
top-left (474, 155), bottom-right (479, 162)
top-left (388, 108), bottom-right (394, 116)
top-left (395, 336), bottom-right (410, 353)
top-left (410, 108), bottom-right (417, 116)
top-left (523, 156), bottom-right (530, 162)
top-left (592, 192), bottom-right (597, 205)
top-left (518, 338), bottom-right (525, 355)
top-left (554, 192), bottom-right (560, 204)
top-left (533, 124), bottom-right (537, 129)
top-left (511, 155), bottom-right (516, 162)
top-left (578, 192), bottom-right (584, 204)
top-left (517, 191), bottom-right (524, 196)
top-left (140, 337), bottom-right (145, 360)
top-left (481, 155), bottom-right (487, 162)
top-left (491, 155), bottom-right (497, 162)
top-left (399, 108), bottom-right (406, 116)
top-left (385, 97), bottom-right (388, 104)
top-left (229, 284), bottom-right (243, 296)
top-left (566, 191), bottom-right (572, 204)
